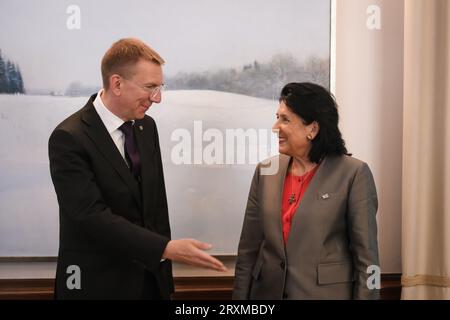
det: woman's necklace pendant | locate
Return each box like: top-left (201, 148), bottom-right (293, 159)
top-left (288, 193), bottom-right (295, 205)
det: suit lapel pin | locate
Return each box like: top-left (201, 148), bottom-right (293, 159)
top-left (321, 193), bottom-right (330, 199)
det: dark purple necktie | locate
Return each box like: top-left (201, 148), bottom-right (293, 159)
top-left (119, 121), bottom-right (141, 179)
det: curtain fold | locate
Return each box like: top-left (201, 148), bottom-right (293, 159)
top-left (402, 0), bottom-right (450, 299)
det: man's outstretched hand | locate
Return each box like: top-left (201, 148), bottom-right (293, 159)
top-left (162, 239), bottom-right (227, 272)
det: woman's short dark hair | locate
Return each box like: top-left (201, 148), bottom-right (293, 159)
top-left (279, 82), bottom-right (350, 163)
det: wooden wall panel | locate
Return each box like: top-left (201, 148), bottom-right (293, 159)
top-left (0, 274), bottom-right (401, 300)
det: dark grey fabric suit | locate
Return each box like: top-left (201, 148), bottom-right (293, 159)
top-left (49, 94), bottom-right (173, 299)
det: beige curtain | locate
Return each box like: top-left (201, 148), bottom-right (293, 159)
top-left (402, 0), bottom-right (450, 299)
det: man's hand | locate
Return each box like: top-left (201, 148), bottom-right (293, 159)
top-left (162, 239), bottom-right (227, 272)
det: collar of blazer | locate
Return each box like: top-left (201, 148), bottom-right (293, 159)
top-left (80, 94), bottom-right (143, 208)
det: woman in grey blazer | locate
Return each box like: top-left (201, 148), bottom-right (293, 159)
top-left (233, 83), bottom-right (379, 300)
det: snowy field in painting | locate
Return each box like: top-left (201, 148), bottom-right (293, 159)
top-left (0, 91), bottom-right (278, 256)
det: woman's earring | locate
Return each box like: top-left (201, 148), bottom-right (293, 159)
top-left (307, 134), bottom-right (313, 140)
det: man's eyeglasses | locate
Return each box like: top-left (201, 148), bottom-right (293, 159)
top-left (125, 79), bottom-right (164, 99)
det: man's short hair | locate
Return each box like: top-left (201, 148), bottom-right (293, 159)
top-left (101, 38), bottom-right (165, 90)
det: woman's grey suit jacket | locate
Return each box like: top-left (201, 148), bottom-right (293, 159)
top-left (233, 154), bottom-right (380, 300)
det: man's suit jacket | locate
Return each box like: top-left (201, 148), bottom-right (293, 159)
top-left (233, 154), bottom-right (379, 300)
top-left (48, 94), bottom-right (173, 299)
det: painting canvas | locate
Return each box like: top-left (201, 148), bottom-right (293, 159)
top-left (0, 0), bottom-right (331, 256)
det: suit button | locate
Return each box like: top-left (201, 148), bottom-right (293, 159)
top-left (280, 260), bottom-right (285, 269)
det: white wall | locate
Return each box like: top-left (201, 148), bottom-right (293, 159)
top-left (335, 0), bottom-right (404, 273)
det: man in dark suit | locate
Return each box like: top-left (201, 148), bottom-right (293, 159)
top-left (48, 38), bottom-right (226, 299)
